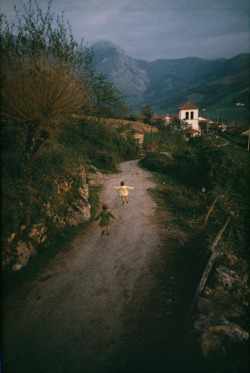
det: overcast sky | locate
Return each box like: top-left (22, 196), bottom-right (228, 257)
top-left (1, 0), bottom-right (249, 61)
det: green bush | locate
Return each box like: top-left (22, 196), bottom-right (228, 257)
top-left (157, 185), bottom-right (206, 221)
top-left (59, 118), bottom-right (139, 169)
top-left (142, 137), bottom-right (249, 198)
top-left (140, 136), bottom-right (250, 257)
top-left (1, 117), bottom-right (139, 243)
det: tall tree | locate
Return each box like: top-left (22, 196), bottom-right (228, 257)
top-left (141, 105), bottom-right (153, 124)
top-left (0, 0), bottom-right (92, 157)
top-left (170, 118), bottom-right (191, 131)
top-left (88, 73), bottom-right (131, 122)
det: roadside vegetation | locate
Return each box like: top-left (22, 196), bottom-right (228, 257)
top-left (1, 117), bottom-right (139, 239)
top-left (140, 120), bottom-right (250, 262)
top-left (1, 0), bottom-right (139, 291)
top-left (2, 116), bottom-right (139, 291)
top-left (140, 118), bottom-right (250, 371)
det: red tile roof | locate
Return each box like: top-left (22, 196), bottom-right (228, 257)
top-left (178, 104), bottom-right (199, 110)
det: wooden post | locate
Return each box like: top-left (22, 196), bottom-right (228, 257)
top-left (204, 193), bottom-right (222, 223)
top-left (209, 216), bottom-right (231, 253)
top-left (150, 111), bottom-right (153, 151)
top-left (187, 216), bottom-right (231, 319)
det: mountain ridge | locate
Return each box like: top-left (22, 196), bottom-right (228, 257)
top-left (92, 41), bottom-right (150, 97)
top-left (92, 41), bottom-right (250, 122)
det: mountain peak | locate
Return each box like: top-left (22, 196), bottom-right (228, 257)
top-left (92, 40), bottom-right (125, 54)
top-left (92, 40), bottom-right (150, 97)
top-left (91, 41), bottom-right (249, 120)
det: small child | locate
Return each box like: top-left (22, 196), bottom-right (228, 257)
top-left (95, 204), bottom-right (116, 235)
top-left (113, 181), bottom-right (135, 205)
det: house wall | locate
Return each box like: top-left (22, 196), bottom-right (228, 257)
top-left (179, 108), bottom-right (199, 130)
top-left (164, 115), bottom-right (171, 124)
top-left (133, 133), bottom-right (144, 144)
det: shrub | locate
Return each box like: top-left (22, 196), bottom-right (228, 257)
top-left (0, 0), bottom-right (92, 157)
top-left (59, 118), bottom-right (139, 170)
top-left (1, 117), bottom-right (139, 242)
top-left (141, 136), bottom-right (250, 256)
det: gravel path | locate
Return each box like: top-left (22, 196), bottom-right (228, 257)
top-left (3, 160), bottom-right (175, 373)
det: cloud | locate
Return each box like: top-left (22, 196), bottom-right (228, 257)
top-left (1, 0), bottom-right (249, 60)
top-left (3, 0), bottom-right (248, 14)
top-left (53, 0), bottom-right (250, 13)
top-left (70, 8), bottom-right (249, 59)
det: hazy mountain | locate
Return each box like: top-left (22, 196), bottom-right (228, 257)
top-left (92, 41), bottom-right (150, 97)
top-left (92, 41), bottom-right (250, 121)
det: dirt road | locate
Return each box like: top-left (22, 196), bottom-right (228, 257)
top-left (4, 160), bottom-right (190, 373)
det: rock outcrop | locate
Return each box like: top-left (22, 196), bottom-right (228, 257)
top-left (2, 166), bottom-right (91, 271)
top-left (193, 247), bottom-right (249, 361)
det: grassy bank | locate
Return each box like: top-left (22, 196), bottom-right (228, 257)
top-left (139, 133), bottom-right (250, 373)
top-left (1, 117), bottom-right (140, 295)
top-left (140, 135), bottom-right (250, 260)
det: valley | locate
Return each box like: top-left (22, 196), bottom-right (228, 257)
top-left (92, 41), bottom-right (250, 124)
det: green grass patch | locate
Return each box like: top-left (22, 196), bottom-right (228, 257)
top-left (220, 133), bottom-right (248, 149)
top-left (1, 114), bottom-right (141, 296)
top-left (148, 172), bottom-right (207, 231)
top-left (140, 135), bottom-right (250, 260)
top-left (88, 185), bottom-right (102, 220)
top-left (143, 131), bottom-right (160, 146)
top-left (204, 103), bottom-right (249, 125)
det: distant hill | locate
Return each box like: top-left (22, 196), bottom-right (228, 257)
top-left (92, 41), bottom-right (150, 97)
top-left (92, 41), bottom-right (250, 124)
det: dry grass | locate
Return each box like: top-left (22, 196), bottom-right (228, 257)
top-left (82, 116), bottom-right (159, 133)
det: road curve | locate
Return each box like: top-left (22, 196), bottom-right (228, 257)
top-left (3, 160), bottom-right (162, 373)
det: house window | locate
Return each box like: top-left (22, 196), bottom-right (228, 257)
top-left (191, 112), bottom-right (194, 119)
top-left (185, 112), bottom-right (189, 120)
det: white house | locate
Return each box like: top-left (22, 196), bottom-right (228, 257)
top-left (120, 123), bottom-right (144, 145)
top-left (178, 104), bottom-right (200, 131)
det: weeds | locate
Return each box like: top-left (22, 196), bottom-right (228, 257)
top-left (140, 135), bottom-right (250, 261)
top-left (1, 115), bottom-right (139, 295)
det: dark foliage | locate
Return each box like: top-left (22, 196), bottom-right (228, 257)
top-left (140, 136), bottom-right (250, 258)
top-left (1, 117), bottom-right (139, 241)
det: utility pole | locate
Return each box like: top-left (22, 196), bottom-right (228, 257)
top-left (151, 110), bottom-right (153, 143)
top-left (150, 110), bottom-right (154, 151)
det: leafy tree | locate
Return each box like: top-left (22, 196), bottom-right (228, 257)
top-left (88, 73), bottom-right (131, 122)
top-left (0, 0), bottom-right (92, 157)
top-left (141, 105), bottom-right (153, 124)
top-left (169, 117), bottom-right (191, 131)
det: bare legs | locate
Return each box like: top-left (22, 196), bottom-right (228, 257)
top-left (101, 226), bottom-right (110, 235)
top-left (121, 196), bottom-right (129, 205)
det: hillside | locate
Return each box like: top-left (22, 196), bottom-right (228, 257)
top-left (92, 41), bottom-right (150, 97)
top-left (1, 116), bottom-right (140, 278)
top-left (92, 41), bottom-right (250, 123)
